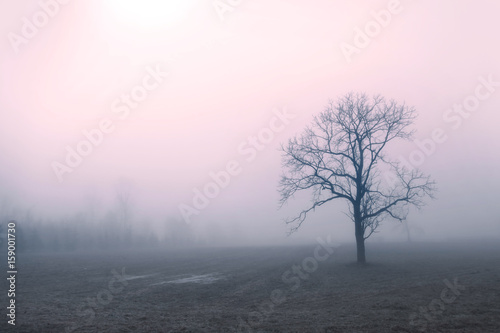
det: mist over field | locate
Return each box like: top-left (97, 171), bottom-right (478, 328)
top-left (1, 0), bottom-right (500, 332)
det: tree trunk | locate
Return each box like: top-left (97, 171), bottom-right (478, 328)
top-left (355, 220), bottom-right (366, 264)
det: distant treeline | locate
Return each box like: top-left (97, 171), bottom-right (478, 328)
top-left (0, 213), bottom-right (200, 253)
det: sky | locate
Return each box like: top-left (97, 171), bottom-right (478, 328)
top-left (0, 0), bottom-right (499, 244)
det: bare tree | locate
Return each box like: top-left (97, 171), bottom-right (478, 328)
top-left (115, 179), bottom-right (134, 244)
top-left (84, 192), bottom-right (101, 224)
top-left (392, 219), bottom-right (425, 242)
top-left (279, 92), bottom-right (436, 263)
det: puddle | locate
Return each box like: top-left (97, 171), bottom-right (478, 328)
top-left (124, 274), bottom-right (156, 281)
top-left (152, 273), bottom-right (223, 285)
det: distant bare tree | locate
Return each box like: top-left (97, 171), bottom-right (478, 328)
top-left (84, 192), bottom-right (101, 224)
top-left (115, 179), bottom-right (134, 244)
top-left (393, 219), bottom-right (425, 242)
top-left (0, 196), bottom-right (16, 224)
top-left (165, 217), bottom-right (194, 246)
top-left (279, 92), bottom-right (436, 263)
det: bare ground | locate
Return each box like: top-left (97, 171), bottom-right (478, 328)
top-left (2, 241), bottom-right (500, 332)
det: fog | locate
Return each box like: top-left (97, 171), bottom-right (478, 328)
top-left (1, 0), bottom-right (500, 251)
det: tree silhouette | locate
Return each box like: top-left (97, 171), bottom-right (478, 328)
top-left (393, 219), bottom-right (425, 242)
top-left (279, 92), bottom-right (436, 263)
top-left (115, 179), bottom-right (134, 245)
